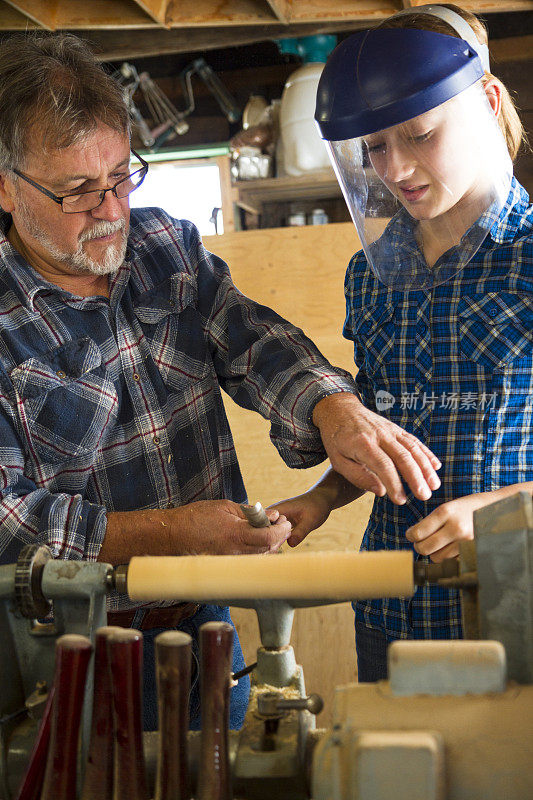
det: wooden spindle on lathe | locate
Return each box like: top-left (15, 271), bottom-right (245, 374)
top-left (80, 626), bottom-right (124, 800)
top-left (124, 551), bottom-right (415, 603)
top-left (40, 634), bottom-right (93, 800)
top-left (107, 627), bottom-right (150, 800)
top-left (154, 630), bottom-right (192, 800)
top-left (197, 622), bottom-right (234, 800)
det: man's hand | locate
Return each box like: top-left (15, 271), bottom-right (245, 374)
top-left (176, 499), bottom-right (291, 555)
top-left (312, 392), bottom-right (441, 505)
top-left (405, 493), bottom-right (491, 562)
top-left (102, 499), bottom-right (291, 563)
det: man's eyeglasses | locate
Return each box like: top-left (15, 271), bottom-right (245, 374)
top-left (12, 150), bottom-right (149, 214)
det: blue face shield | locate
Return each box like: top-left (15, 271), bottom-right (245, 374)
top-left (316, 28), bottom-right (512, 291)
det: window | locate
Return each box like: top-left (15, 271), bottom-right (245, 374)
top-left (130, 157), bottom-right (225, 235)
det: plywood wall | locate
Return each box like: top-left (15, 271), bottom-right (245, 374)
top-left (203, 222), bottom-right (375, 723)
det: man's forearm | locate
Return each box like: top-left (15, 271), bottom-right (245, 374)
top-left (98, 507), bottom-right (189, 564)
top-left (98, 499), bottom-right (291, 563)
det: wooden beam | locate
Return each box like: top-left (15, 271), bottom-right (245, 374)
top-left (408, 0), bottom-right (533, 9)
top-left (0, 0), bottom-right (42, 28)
top-left (216, 155), bottom-right (236, 233)
top-left (130, 0), bottom-right (169, 26)
top-left (2, 0), bottom-right (160, 30)
top-left (79, 20), bottom-right (370, 60)
top-left (2, 0), bottom-right (55, 29)
top-left (265, 0), bottom-right (290, 23)
top-left (287, 1), bottom-right (398, 23)
top-left (1, 0), bottom-right (533, 32)
top-left (55, 0), bottom-right (157, 30)
top-left (166, 0), bottom-right (278, 27)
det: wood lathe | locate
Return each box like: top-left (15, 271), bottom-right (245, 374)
top-left (0, 491), bottom-right (532, 799)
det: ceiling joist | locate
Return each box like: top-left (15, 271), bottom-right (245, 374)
top-left (0, 0), bottom-right (531, 61)
top-left (0, 0), bottom-right (532, 31)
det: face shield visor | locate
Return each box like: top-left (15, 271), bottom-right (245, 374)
top-left (316, 29), bottom-right (513, 291)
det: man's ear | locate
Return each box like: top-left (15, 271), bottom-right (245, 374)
top-left (484, 77), bottom-right (502, 119)
top-left (0, 172), bottom-right (16, 213)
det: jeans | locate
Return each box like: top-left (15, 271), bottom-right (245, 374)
top-left (355, 621), bottom-right (389, 682)
top-left (136, 604), bottom-right (250, 731)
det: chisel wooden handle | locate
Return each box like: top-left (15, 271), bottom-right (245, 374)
top-left (80, 626), bottom-right (123, 800)
top-left (40, 634), bottom-right (93, 800)
top-left (106, 627), bottom-right (149, 800)
top-left (197, 622), bottom-right (234, 800)
top-left (15, 685), bottom-right (55, 800)
top-left (154, 630), bottom-right (192, 800)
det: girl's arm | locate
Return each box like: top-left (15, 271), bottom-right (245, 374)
top-left (269, 467), bottom-right (366, 547)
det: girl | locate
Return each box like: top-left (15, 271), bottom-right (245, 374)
top-left (273, 5), bottom-right (533, 681)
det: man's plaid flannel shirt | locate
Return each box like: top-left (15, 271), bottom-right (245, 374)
top-left (0, 207), bottom-right (355, 609)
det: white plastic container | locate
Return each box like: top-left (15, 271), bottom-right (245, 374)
top-left (279, 63), bottom-right (331, 176)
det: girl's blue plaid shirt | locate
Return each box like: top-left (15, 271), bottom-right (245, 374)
top-left (344, 177), bottom-right (533, 640)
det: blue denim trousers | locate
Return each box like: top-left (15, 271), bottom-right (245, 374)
top-left (136, 604), bottom-right (250, 731)
top-left (355, 621), bottom-right (389, 682)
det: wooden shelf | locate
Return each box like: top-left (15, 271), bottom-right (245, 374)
top-left (232, 170), bottom-right (341, 215)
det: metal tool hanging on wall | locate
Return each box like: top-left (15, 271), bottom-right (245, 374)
top-left (117, 58), bottom-right (241, 151)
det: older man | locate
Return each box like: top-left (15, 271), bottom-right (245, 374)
top-left (0, 32), bottom-right (440, 729)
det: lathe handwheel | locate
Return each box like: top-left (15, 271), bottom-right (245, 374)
top-left (14, 544), bottom-right (53, 619)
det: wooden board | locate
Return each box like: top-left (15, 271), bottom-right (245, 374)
top-left (203, 223), bottom-right (375, 722)
top-left (2, 1), bottom-right (533, 33)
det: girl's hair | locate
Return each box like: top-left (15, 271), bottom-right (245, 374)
top-left (379, 4), bottom-right (527, 162)
top-left (0, 32), bottom-right (130, 172)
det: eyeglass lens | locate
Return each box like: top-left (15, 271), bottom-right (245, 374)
top-left (61, 167), bottom-right (146, 213)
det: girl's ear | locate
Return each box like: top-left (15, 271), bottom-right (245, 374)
top-left (484, 77), bottom-right (502, 119)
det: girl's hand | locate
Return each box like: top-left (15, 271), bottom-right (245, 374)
top-left (405, 492), bottom-right (494, 562)
top-left (268, 488), bottom-right (334, 547)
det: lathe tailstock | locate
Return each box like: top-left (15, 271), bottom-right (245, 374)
top-left (0, 491), bottom-right (532, 799)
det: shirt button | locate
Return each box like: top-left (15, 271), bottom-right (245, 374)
top-left (132, 372), bottom-right (140, 381)
top-left (153, 435), bottom-right (160, 445)
top-left (488, 307), bottom-right (498, 317)
top-left (56, 370), bottom-right (66, 379)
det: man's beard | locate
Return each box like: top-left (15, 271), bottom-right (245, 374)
top-left (16, 198), bottom-right (128, 276)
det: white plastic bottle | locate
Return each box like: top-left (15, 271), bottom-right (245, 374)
top-left (279, 63), bottom-right (331, 176)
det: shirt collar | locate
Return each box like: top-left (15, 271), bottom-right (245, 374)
top-left (375, 175), bottom-right (528, 259)
top-left (488, 176), bottom-right (530, 244)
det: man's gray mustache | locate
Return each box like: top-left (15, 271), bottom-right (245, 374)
top-left (79, 219), bottom-right (126, 243)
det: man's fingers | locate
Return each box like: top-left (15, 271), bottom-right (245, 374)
top-left (404, 436), bottom-right (442, 470)
top-left (240, 516), bottom-right (292, 552)
top-left (379, 436), bottom-right (439, 501)
top-left (395, 433), bottom-right (441, 490)
top-left (337, 441), bottom-right (407, 503)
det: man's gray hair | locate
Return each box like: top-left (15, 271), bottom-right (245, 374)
top-left (0, 32), bottom-right (130, 171)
